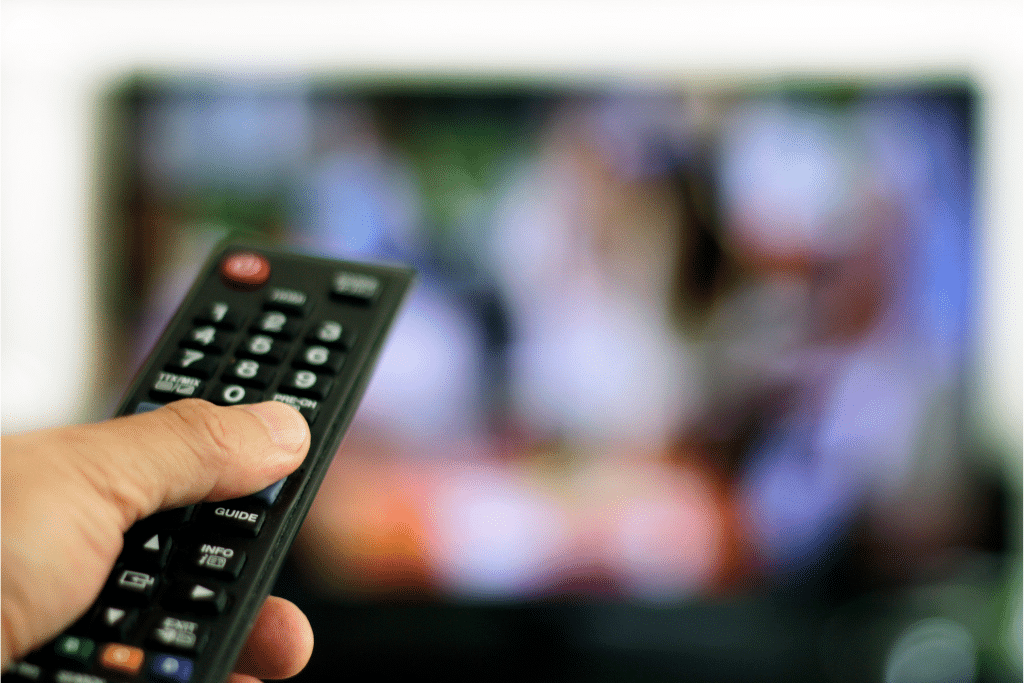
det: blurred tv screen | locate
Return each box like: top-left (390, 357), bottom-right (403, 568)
top-left (102, 77), bottom-right (1013, 680)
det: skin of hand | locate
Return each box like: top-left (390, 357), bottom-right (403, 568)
top-left (1, 399), bottom-right (315, 683)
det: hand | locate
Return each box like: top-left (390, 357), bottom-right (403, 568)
top-left (1, 399), bottom-right (314, 682)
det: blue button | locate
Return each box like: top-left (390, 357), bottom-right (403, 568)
top-left (250, 478), bottom-right (287, 506)
top-left (150, 654), bottom-right (193, 683)
top-left (134, 402), bottom-right (164, 414)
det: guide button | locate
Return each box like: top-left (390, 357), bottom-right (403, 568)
top-left (200, 503), bottom-right (265, 537)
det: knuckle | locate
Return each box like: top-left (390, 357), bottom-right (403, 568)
top-left (162, 399), bottom-right (241, 469)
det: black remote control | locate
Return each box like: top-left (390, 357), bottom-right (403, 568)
top-left (4, 244), bottom-right (414, 683)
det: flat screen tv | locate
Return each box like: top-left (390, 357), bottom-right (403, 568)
top-left (100, 77), bottom-right (1011, 682)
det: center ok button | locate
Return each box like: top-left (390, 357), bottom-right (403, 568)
top-left (200, 503), bottom-right (265, 537)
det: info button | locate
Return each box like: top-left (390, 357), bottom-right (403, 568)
top-left (199, 502), bottom-right (265, 537)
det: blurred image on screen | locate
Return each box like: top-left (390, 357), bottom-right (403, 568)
top-left (104, 79), bottom-right (1008, 681)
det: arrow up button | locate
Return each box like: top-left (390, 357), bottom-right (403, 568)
top-left (124, 531), bottom-right (173, 568)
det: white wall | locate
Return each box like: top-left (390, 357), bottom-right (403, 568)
top-left (2, 0), bottom-right (1020, 461)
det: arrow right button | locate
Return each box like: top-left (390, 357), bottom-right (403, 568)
top-left (169, 582), bottom-right (228, 615)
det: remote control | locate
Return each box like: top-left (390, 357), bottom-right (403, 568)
top-left (4, 244), bottom-right (414, 683)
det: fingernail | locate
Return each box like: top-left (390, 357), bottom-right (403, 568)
top-left (240, 402), bottom-right (309, 453)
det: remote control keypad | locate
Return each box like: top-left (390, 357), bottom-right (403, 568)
top-left (5, 250), bottom-right (413, 683)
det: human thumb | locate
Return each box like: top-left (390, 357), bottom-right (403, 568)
top-left (66, 399), bottom-right (311, 526)
top-left (0, 399), bottom-right (310, 666)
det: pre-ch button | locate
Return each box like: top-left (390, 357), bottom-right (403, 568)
top-left (199, 503), bottom-right (265, 537)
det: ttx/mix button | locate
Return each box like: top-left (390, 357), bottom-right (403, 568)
top-left (151, 372), bottom-right (204, 401)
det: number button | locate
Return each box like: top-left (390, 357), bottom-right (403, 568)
top-left (194, 301), bottom-right (240, 330)
top-left (166, 348), bottom-right (218, 379)
top-left (239, 335), bottom-right (285, 362)
top-left (280, 370), bottom-right (332, 399)
top-left (308, 320), bottom-right (355, 349)
top-left (226, 359), bottom-right (273, 388)
top-left (293, 370), bottom-right (316, 390)
top-left (296, 345), bottom-right (344, 374)
top-left (181, 325), bottom-right (227, 353)
top-left (253, 311), bottom-right (300, 339)
top-left (211, 384), bottom-right (263, 406)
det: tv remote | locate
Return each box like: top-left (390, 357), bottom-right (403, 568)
top-left (4, 244), bottom-right (414, 683)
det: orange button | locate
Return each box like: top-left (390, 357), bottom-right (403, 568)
top-left (99, 643), bottom-right (145, 674)
top-left (220, 252), bottom-right (271, 289)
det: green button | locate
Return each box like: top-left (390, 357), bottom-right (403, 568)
top-left (54, 635), bottom-right (96, 665)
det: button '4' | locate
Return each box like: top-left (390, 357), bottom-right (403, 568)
top-left (181, 326), bottom-right (227, 353)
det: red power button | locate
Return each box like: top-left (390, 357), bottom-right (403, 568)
top-left (220, 252), bottom-right (270, 290)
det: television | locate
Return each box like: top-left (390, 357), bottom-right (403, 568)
top-left (91, 77), bottom-right (1015, 681)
